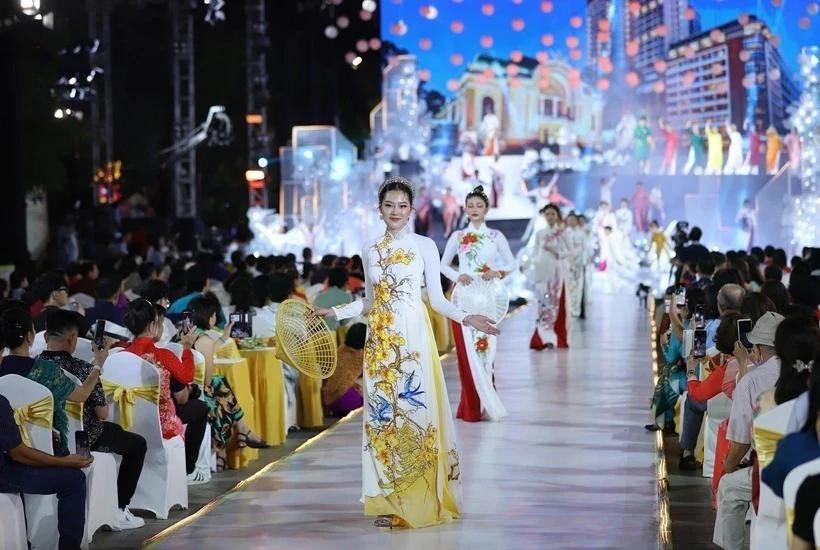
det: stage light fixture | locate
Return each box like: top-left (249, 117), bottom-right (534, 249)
top-left (258, 157), bottom-right (269, 168)
top-left (245, 169), bottom-right (265, 181)
top-left (362, 0), bottom-right (377, 13)
top-left (54, 109), bottom-right (64, 119)
top-left (352, 56), bottom-right (363, 68)
top-left (19, 0), bottom-right (40, 16)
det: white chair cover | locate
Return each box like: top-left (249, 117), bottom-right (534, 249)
top-left (703, 392), bottom-right (732, 479)
top-left (30, 331), bottom-right (46, 358)
top-left (784, 457), bottom-right (820, 542)
top-left (62, 369), bottom-right (120, 543)
top-left (0, 493), bottom-right (27, 550)
top-left (102, 352), bottom-right (188, 519)
top-left (0, 375), bottom-right (61, 550)
top-left (74, 338), bottom-right (95, 364)
top-left (750, 398), bottom-right (797, 550)
top-left (814, 509), bottom-right (820, 549)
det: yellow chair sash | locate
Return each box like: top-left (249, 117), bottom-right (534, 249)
top-left (753, 426), bottom-right (783, 470)
top-left (13, 395), bottom-right (54, 448)
top-left (101, 379), bottom-right (160, 431)
top-left (785, 506), bottom-right (795, 547)
top-left (65, 400), bottom-right (84, 421)
top-left (194, 361), bottom-right (206, 386)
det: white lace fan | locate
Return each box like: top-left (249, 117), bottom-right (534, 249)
top-left (451, 278), bottom-right (509, 324)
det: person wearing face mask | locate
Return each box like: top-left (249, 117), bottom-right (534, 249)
top-left (440, 186), bottom-right (516, 423)
top-left (713, 311), bottom-right (784, 550)
top-left (314, 176), bottom-right (499, 529)
top-left (529, 203), bottom-right (570, 350)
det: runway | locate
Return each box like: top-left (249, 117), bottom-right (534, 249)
top-left (150, 294), bottom-right (659, 550)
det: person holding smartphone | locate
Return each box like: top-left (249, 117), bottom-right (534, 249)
top-left (40, 309), bottom-right (148, 530)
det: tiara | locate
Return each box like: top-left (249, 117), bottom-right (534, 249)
top-left (794, 360), bottom-right (814, 373)
top-left (379, 176), bottom-right (415, 199)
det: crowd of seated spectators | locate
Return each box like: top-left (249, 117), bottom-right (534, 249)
top-left (650, 233), bottom-right (820, 550)
top-left (0, 241), bottom-right (371, 548)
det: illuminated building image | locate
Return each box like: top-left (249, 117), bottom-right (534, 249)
top-left (445, 53), bottom-right (605, 150)
top-left (664, 16), bottom-right (798, 132)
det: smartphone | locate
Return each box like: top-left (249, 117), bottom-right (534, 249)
top-left (693, 304), bottom-right (706, 329)
top-left (75, 430), bottom-right (90, 459)
top-left (693, 328), bottom-right (708, 359)
top-left (181, 310), bottom-right (193, 334)
top-left (737, 318), bottom-right (753, 349)
top-left (229, 312), bottom-right (252, 339)
top-left (675, 289), bottom-right (686, 306)
top-left (94, 319), bottom-right (106, 351)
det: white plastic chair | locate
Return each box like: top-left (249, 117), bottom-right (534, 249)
top-left (62, 370), bottom-right (120, 543)
top-left (102, 352), bottom-right (188, 519)
top-left (750, 398), bottom-right (796, 550)
top-left (0, 491), bottom-right (27, 550)
top-left (783, 457), bottom-right (820, 545)
top-left (703, 392), bottom-right (732, 479)
top-left (0, 375), bottom-right (61, 550)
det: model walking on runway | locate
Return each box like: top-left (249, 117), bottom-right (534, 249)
top-left (440, 185), bottom-right (516, 422)
top-left (528, 204), bottom-right (570, 350)
top-left (315, 176), bottom-right (498, 529)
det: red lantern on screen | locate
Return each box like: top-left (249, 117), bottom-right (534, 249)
top-left (512, 18), bottom-right (525, 31)
top-left (480, 35), bottom-right (493, 48)
top-left (451, 20), bottom-right (464, 33)
top-left (570, 16), bottom-right (583, 28)
top-left (482, 3), bottom-right (495, 16)
top-left (541, 34), bottom-right (554, 46)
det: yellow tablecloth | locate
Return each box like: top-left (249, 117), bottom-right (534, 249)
top-left (213, 358), bottom-right (258, 469)
top-left (238, 348), bottom-right (287, 446)
top-left (297, 374), bottom-right (324, 429)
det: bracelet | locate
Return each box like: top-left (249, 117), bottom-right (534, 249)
top-left (498, 270), bottom-right (506, 279)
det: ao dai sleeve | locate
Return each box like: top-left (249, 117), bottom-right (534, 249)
top-left (492, 231), bottom-right (517, 274)
top-left (331, 245), bottom-right (374, 321)
top-left (439, 231), bottom-right (461, 282)
top-left (418, 236), bottom-right (467, 324)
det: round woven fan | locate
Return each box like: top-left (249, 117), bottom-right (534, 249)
top-left (274, 299), bottom-right (337, 379)
top-left (451, 278), bottom-right (509, 324)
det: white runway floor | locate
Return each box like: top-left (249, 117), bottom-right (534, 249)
top-left (152, 294), bottom-right (659, 550)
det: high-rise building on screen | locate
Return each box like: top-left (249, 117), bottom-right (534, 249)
top-left (664, 16), bottom-right (798, 133)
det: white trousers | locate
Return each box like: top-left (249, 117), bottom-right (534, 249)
top-left (713, 467), bottom-right (752, 549)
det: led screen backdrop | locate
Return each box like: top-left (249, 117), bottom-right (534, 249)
top-left (380, 0), bottom-right (815, 155)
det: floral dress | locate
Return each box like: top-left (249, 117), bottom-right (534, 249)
top-left (332, 225), bottom-right (464, 528)
top-left (440, 224), bottom-right (516, 422)
top-left (563, 227), bottom-right (587, 318)
top-left (195, 329), bottom-right (245, 453)
top-left (529, 223), bottom-right (571, 349)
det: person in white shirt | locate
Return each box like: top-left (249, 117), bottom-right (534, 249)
top-left (250, 273), bottom-right (300, 430)
top-left (713, 311), bottom-right (784, 550)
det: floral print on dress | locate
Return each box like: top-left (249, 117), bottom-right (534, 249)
top-left (363, 233), bottom-right (456, 495)
top-left (141, 352), bottom-right (185, 439)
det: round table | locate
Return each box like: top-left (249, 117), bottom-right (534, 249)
top-left (238, 348), bottom-right (287, 446)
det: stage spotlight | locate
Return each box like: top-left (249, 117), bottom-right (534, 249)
top-left (362, 0), bottom-right (377, 13)
top-left (54, 109), bottom-right (64, 119)
top-left (258, 157), bottom-right (269, 168)
top-left (20, 0), bottom-right (40, 16)
top-left (352, 56), bottom-right (363, 68)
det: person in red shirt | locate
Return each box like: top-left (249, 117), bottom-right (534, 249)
top-left (123, 299), bottom-right (209, 483)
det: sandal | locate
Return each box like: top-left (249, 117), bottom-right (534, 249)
top-left (216, 455), bottom-right (227, 473)
top-left (237, 431), bottom-right (270, 449)
top-left (373, 515), bottom-right (394, 528)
